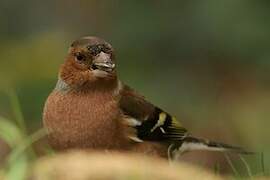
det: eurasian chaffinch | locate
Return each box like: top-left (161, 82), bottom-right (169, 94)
top-left (43, 36), bottom-right (251, 159)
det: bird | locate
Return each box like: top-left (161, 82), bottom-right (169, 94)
top-left (43, 36), bottom-right (252, 159)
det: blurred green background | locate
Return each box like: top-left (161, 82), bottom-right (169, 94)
top-left (0, 0), bottom-right (269, 175)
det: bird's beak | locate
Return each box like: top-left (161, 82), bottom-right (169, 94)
top-left (92, 52), bottom-right (115, 72)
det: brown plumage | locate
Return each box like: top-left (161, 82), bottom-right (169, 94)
top-left (43, 36), bottom-right (252, 159)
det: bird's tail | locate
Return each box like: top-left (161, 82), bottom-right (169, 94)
top-left (174, 136), bottom-right (253, 155)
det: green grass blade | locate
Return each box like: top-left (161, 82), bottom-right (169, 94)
top-left (7, 89), bottom-right (27, 134)
top-left (6, 89), bottom-right (40, 159)
top-left (239, 155), bottom-right (253, 178)
top-left (0, 116), bottom-right (29, 180)
top-left (5, 155), bottom-right (28, 180)
top-left (214, 162), bottom-right (220, 175)
top-left (0, 116), bottom-right (22, 147)
top-left (224, 153), bottom-right (240, 178)
top-left (4, 129), bottom-right (47, 180)
top-left (7, 128), bottom-right (47, 165)
top-left (261, 152), bottom-right (266, 176)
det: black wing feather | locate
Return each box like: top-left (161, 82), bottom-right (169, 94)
top-left (119, 85), bottom-right (188, 143)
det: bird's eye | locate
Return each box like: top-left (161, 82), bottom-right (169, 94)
top-left (74, 53), bottom-right (85, 61)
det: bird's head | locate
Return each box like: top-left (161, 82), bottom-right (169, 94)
top-left (60, 36), bottom-right (117, 88)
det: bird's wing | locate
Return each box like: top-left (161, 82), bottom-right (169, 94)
top-left (119, 85), bottom-right (188, 143)
top-left (119, 85), bottom-right (252, 156)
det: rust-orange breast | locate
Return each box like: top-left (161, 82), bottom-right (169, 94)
top-left (43, 89), bottom-right (129, 150)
